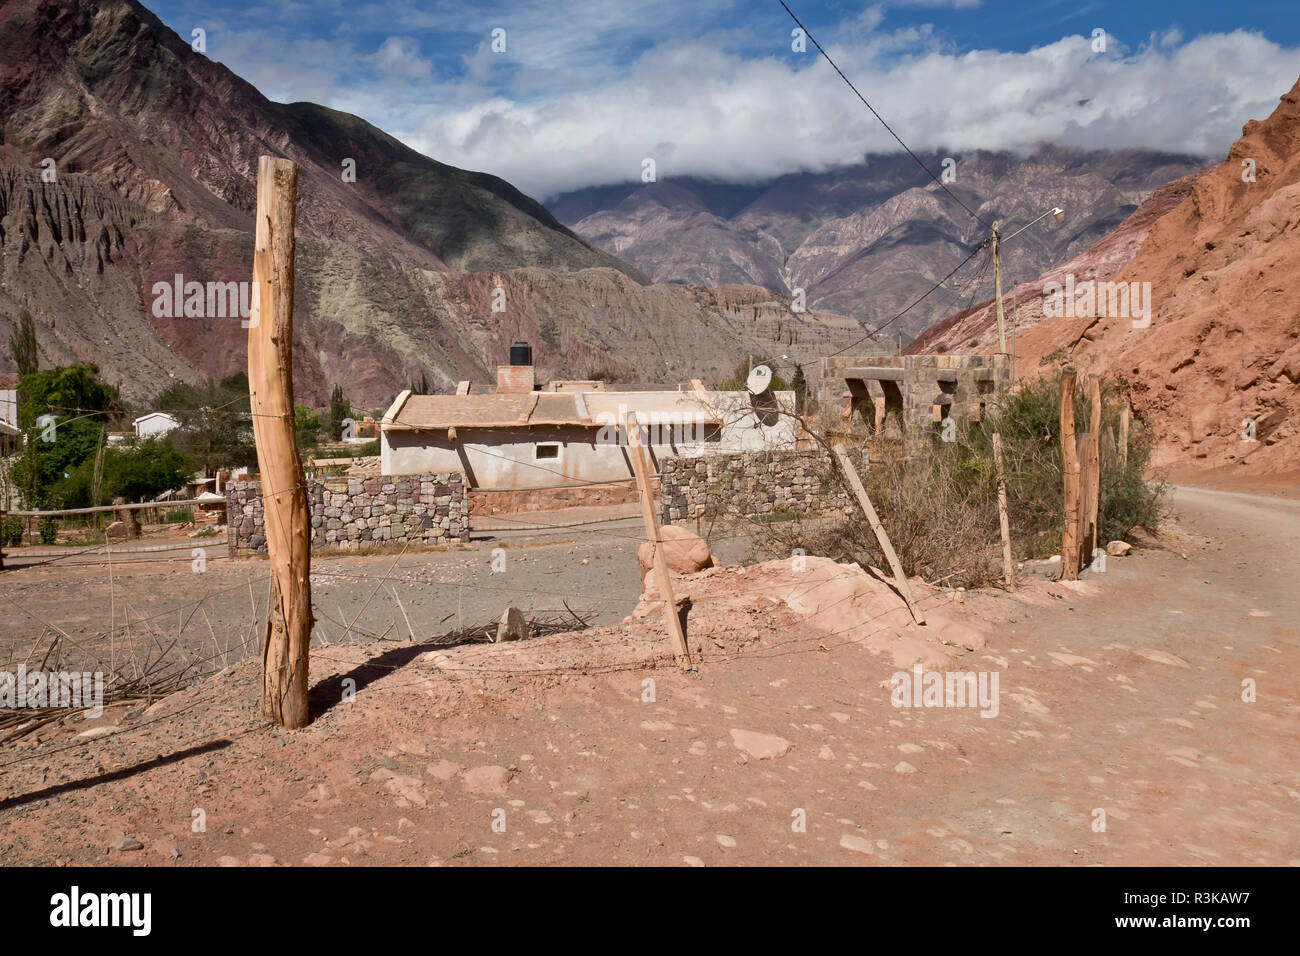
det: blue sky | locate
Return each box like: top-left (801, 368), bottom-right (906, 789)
top-left (144, 0), bottom-right (1300, 197)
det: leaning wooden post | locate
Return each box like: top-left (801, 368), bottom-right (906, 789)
top-left (832, 444), bottom-right (925, 625)
top-left (247, 155), bottom-right (313, 729)
top-left (992, 433), bottom-right (1015, 592)
top-left (626, 414), bottom-right (691, 669)
top-left (1059, 366), bottom-right (1080, 581)
top-left (1118, 403), bottom-right (1131, 471)
top-left (1086, 375), bottom-right (1102, 560)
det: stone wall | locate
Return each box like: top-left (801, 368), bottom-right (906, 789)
top-left (658, 450), bottom-right (851, 525)
top-left (227, 473), bottom-right (468, 555)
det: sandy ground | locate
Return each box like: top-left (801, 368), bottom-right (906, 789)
top-left (0, 484), bottom-right (1296, 866)
top-left (0, 513), bottom-right (720, 671)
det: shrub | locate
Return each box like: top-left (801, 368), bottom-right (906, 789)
top-left (1, 517), bottom-right (23, 547)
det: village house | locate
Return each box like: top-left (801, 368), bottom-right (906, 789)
top-left (0, 373), bottom-right (18, 459)
top-left (133, 411), bottom-right (180, 439)
top-left (379, 346), bottom-right (799, 489)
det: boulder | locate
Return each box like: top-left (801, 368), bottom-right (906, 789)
top-left (1106, 540), bottom-right (1132, 556)
top-left (636, 525), bottom-right (712, 576)
top-left (494, 606), bottom-right (529, 643)
top-left (729, 728), bottom-right (793, 760)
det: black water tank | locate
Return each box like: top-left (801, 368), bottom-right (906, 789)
top-left (509, 341), bottom-right (532, 366)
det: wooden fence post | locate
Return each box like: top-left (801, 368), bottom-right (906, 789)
top-left (832, 444), bottom-right (925, 625)
top-left (1086, 375), bottom-right (1102, 560)
top-left (1059, 366), bottom-right (1080, 581)
top-left (1119, 403), bottom-right (1131, 471)
top-left (248, 155), bottom-right (313, 729)
top-left (992, 433), bottom-right (1014, 592)
top-left (626, 413), bottom-right (691, 669)
top-left (1078, 431), bottom-right (1098, 570)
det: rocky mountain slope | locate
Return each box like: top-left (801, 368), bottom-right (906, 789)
top-left (0, 0), bottom-right (862, 406)
top-left (915, 77), bottom-right (1300, 478)
top-left (906, 171), bottom-right (1204, 356)
top-left (552, 148), bottom-right (1205, 342)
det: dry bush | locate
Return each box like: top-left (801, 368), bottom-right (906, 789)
top-left (747, 376), bottom-right (1169, 589)
top-left (749, 446), bottom-right (1001, 588)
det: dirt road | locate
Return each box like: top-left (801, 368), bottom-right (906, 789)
top-left (0, 484), bottom-right (1295, 866)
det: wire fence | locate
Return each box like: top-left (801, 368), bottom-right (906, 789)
top-left (0, 379), bottom-right (999, 779)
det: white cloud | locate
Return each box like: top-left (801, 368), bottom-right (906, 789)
top-left (192, 11), bottom-right (1300, 201)
top-left (400, 28), bottom-right (1300, 197)
top-left (372, 37), bottom-right (434, 81)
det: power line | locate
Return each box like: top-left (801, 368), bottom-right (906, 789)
top-left (827, 241), bottom-right (989, 357)
top-left (777, 0), bottom-right (990, 228)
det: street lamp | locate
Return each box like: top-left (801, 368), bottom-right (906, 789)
top-left (991, 206), bottom-right (1065, 354)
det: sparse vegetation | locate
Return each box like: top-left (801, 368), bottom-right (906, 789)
top-left (713, 358), bottom-right (792, 392)
top-left (751, 376), bottom-right (1168, 588)
top-left (8, 306), bottom-right (38, 377)
top-left (154, 373), bottom-right (256, 476)
top-left (1, 517), bottom-right (23, 547)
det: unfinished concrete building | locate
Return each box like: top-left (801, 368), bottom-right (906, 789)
top-left (817, 354), bottom-right (1009, 448)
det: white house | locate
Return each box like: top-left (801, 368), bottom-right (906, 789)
top-left (0, 375), bottom-right (20, 461)
top-left (379, 361), bottom-right (800, 489)
top-left (133, 411), bottom-right (180, 439)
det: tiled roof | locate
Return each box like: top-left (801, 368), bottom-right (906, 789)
top-left (383, 389), bottom-right (727, 431)
top-left (385, 392), bottom-right (586, 430)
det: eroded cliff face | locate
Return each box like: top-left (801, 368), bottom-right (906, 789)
top-left (0, 0), bottom-right (868, 407)
top-left (913, 78), bottom-right (1300, 478)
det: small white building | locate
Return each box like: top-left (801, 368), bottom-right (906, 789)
top-left (133, 411), bottom-right (180, 439)
top-left (0, 377), bottom-right (20, 462)
top-left (379, 362), bottom-right (799, 489)
top-left (0, 387), bottom-right (16, 434)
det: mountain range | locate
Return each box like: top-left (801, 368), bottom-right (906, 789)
top-left (0, 0), bottom-right (862, 408)
top-left (550, 148), bottom-right (1208, 342)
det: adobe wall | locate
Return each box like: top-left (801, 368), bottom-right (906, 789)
top-left (818, 353), bottom-right (1010, 442)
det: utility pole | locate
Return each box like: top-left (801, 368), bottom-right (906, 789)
top-left (991, 208), bottom-right (1064, 358)
top-left (992, 220), bottom-right (1006, 355)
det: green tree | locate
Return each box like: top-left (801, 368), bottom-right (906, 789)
top-left (294, 405), bottom-right (321, 450)
top-left (56, 437), bottom-right (194, 506)
top-left (8, 307), bottom-right (38, 377)
top-left (153, 374), bottom-right (256, 476)
top-left (790, 364), bottom-right (809, 410)
top-left (103, 438), bottom-right (194, 502)
top-left (328, 383), bottom-right (349, 441)
top-left (14, 364), bottom-right (118, 502)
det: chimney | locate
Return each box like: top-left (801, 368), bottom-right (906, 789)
top-left (496, 340), bottom-right (535, 394)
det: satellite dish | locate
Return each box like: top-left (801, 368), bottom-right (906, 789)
top-left (746, 364), bottom-right (773, 395)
